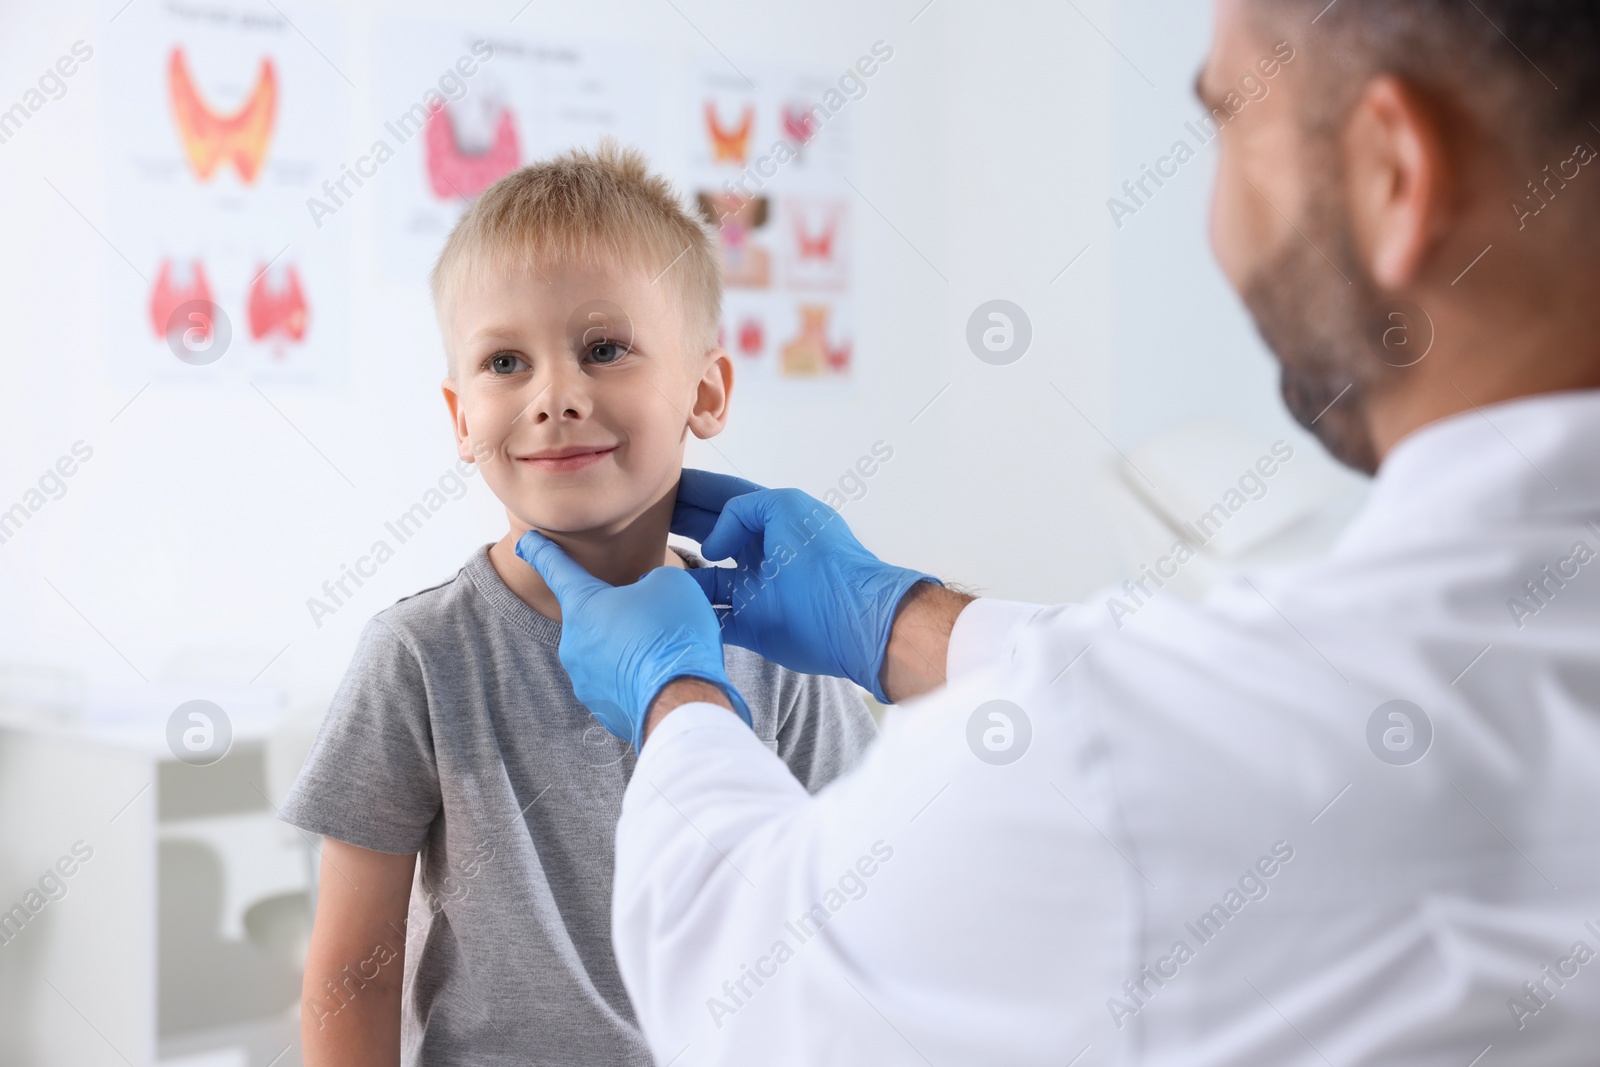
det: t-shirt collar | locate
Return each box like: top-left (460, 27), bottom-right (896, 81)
top-left (462, 542), bottom-right (706, 647)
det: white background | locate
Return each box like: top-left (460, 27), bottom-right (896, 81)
top-left (0, 0), bottom-right (1325, 735)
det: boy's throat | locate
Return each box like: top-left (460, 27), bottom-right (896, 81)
top-left (488, 524), bottom-right (684, 624)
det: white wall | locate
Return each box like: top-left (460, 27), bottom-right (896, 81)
top-left (2, 2), bottom-right (1381, 1057)
top-left (0, 0), bottom-right (1346, 732)
top-left (0, 0), bottom-right (1132, 734)
top-left (1110, 0), bottom-right (1325, 448)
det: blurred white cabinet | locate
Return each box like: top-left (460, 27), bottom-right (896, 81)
top-left (0, 705), bottom-right (309, 1067)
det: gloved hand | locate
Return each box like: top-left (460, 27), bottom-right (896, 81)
top-left (516, 530), bottom-right (752, 750)
top-left (671, 469), bottom-right (941, 704)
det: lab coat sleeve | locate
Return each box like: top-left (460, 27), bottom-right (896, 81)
top-left (613, 702), bottom-right (865, 1064)
top-left (614, 642), bottom-right (1128, 1065)
top-left (946, 598), bottom-right (1047, 683)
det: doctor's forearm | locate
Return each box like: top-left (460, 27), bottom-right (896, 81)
top-left (644, 677), bottom-right (734, 742)
top-left (879, 582), bottom-right (975, 704)
top-left (640, 583), bottom-right (975, 734)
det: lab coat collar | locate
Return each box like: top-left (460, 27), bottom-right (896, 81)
top-left (1334, 388), bottom-right (1600, 556)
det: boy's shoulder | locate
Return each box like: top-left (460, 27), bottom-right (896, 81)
top-left (370, 562), bottom-right (476, 638)
top-left (362, 545), bottom-right (545, 659)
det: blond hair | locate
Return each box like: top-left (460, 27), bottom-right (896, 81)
top-left (430, 140), bottom-right (721, 367)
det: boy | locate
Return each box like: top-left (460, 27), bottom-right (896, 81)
top-left (279, 143), bottom-right (877, 1065)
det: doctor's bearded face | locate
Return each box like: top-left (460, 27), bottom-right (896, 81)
top-left (1204, 0), bottom-right (1385, 475)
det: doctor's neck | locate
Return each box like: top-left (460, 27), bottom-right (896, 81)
top-left (1362, 281), bottom-right (1600, 468)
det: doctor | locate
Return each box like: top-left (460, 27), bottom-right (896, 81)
top-left (520, 0), bottom-right (1600, 1062)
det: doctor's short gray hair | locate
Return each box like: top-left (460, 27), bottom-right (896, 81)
top-left (1256, 0), bottom-right (1600, 155)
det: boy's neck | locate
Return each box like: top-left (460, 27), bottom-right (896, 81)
top-left (487, 497), bottom-right (685, 624)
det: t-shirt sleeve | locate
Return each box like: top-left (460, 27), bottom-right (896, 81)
top-left (278, 617), bottom-right (442, 854)
top-left (772, 671), bottom-right (878, 794)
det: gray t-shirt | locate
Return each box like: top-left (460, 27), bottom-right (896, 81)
top-left (281, 545), bottom-right (877, 1065)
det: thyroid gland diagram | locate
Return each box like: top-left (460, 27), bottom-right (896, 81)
top-left (781, 105), bottom-right (818, 149)
top-left (737, 317), bottom-right (765, 358)
top-left (150, 259), bottom-right (215, 341)
top-left (705, 102), bottom-right (754, 165)
top-left (168, 48), bottom-right (277, 184)
top-left (794, 213), bottom-right (838, 261)
top-left (716, 317), bottom-right (766, 358)
top-left (148, 259), bottom-right (310, 350)
top-left (780, 304), bottom-right (850, 376)
top-left (248, 264), bottom-right (309, 345)
top-left (425, 101), bottom-right (520, 200)
top-left (784, 200), bottom-right (848, 290)
top-left (697, 192), bottom-right (771, 289)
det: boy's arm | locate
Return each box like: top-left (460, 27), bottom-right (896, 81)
top-left (301, 838), bottom-right (416, 1066)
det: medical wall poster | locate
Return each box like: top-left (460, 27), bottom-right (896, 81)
top-left (102, 0), bottom-right (351, 390)
top-left (691, 63), bottom-right (856, 386)
top-left (372, 19), bottom-right (664, 284)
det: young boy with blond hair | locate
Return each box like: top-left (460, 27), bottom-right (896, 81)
top-left (280, 142), bottom-right (877, 1065)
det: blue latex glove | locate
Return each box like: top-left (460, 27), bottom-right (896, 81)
top-left (671, 469), bottom-right (941, 704)
top-left (515, 530), bottom-right (752, 750)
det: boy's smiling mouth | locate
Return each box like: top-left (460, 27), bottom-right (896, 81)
top-left (516, 444), bottom-right (619, 473)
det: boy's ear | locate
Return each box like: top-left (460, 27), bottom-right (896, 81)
top-left (441, 376), bottom-right (479, 465)
top-left (687, 348), bottom-right (735, 440)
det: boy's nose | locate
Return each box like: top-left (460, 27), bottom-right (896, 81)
top-left (524, 364), bottom-right (593, 424)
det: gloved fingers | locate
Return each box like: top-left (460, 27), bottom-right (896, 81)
top-left (682, 564), bottom-right (738, 607)
top-left (699, 491), bottom-right (782, 562)
top-left (679, 569), bottom-right (740, 641)
top-left (772, 488), bottom-right (848, 546)
top-left (678, 563), bottom-right (723, 604)
top-left (673, 468), bottom-right (766, 547)
top-left (703, 486), bottom-right (848, 563)
top-left (677, 468), bottom-right (768, 509)
top-left (638, 564), bottom-right (718, 604)
top-left (673, 470), bottom-right (768, 549)
top-left (515, 530), bottom-right (608, 609)
top-left (670, 500), bottom-right (722, 544)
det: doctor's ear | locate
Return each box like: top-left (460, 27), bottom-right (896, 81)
top-left (687, 349), bottom-right (734, 440)
top-left (1341, 74), bottom-right (1458, 290)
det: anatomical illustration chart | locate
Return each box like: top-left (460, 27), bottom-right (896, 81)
top-left (374, 19), bottom-right (664, 284)
top-left (102, 0), bottom-right (350, 389)
top-left (98, 6), bottom-right (856, 390)
top-left (691, 64), bottom-right (855, 385)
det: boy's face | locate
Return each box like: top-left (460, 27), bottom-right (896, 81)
top-left (441, 259), bottom-right (731, 537)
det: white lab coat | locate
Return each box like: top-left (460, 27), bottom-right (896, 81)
top-left (614, 390), bottom-right (1600, 1066)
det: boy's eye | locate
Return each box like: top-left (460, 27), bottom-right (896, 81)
top-left (488, 352), bottom-right (524, 374)
top-left (586, 340), bottom-right (628, 365)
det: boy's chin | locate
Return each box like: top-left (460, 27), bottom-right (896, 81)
top-left (515, 504), bottom-right (647, 540)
